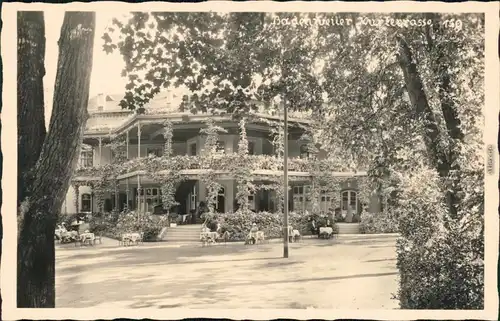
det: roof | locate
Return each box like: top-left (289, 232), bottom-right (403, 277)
top-left (84, 90), bottom-right (314, 136)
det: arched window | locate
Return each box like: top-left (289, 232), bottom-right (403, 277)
top-left (341, 190), bottom-right (358, 214)
top-left (81, 193), bottom-right (92, 212)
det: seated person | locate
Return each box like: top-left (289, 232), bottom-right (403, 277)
top-left (247, 223), bottom-right (259, 244)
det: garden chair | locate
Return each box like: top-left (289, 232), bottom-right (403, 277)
top-left (200, 231), bottom-right (217, 247)
top-left (93, 233), bottom-right (102, 245)
top-left (246, 231), bottom-right (265, 245)
top-left (75, 231), bottom-right (94, 247)
top-left (216, 231), bottom-right (231, 245)
top-left (292, 229), bottom-right (302, 242)
top-left (254, 231), bottom-right (265, 244)
top-left (136, 232), bottom-right (144, 245)
top-left (120, 233), bottom-right (133, 246)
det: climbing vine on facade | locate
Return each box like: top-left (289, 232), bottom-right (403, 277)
top-left (234, 117), bottom-right (253, 211)
top-left (199, 118), bottom-right (226, 213)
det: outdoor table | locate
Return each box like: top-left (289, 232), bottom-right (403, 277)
top-left (319, 227), bottom-right (334, 239)
top-left (200, 231), bottom-right (218, 241)
top-left (77, 232), bottom-right (95, 246)
top-left (123, 232), bottom-right (142, 243)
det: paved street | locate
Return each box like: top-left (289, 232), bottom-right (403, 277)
top-left (55, 234), bottom-right (400, 309)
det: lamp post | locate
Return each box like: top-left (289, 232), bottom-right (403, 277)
top-left (283, 98), bottom-right (289, 258)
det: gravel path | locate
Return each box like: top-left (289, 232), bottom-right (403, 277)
top-left (55, 234), bottom-right (400, 309)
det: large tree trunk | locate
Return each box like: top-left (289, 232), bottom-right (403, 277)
top-left (0, 121), bottom-right (3, 318)
top-left (17, 12), bottom-right (47, 209)
top-left (424, 14), bottom-right (465, 143)
top-left (396, 36), bottom-right (459, 218)
top-left (17, 12), bottom-right (95, 308)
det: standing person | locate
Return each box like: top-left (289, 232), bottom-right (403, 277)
top-left (309, 218), bottom-right (317, 236)
top-left (198, 201), bottom-right (208, 222)
top-left (248, 223), bottom-right (259, 244)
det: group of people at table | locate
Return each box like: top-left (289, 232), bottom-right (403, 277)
top-left (200, 213), bottom-right (335, 245)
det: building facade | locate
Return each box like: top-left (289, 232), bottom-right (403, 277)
top-left (63, 92), bottom-right (381, 222)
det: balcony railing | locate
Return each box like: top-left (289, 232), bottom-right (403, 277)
top-left (73, 154), bottom-right (355, 181)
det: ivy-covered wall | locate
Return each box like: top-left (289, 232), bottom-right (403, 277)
top-left (67, 117), bottom-right (378, 217)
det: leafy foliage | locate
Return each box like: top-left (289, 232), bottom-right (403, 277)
top-left (102, 12), bottom-right (485, 309)
top-left (89, 210), bottom-right (168, 241)
top-left (359, 210), bottom-right (398, 234)
top-left (217, 209), bottom-right (335, 241)
top-left (394, 164), bottom-right (483, 309)
top-left (234, 118), bottom-right (254, 211)
top-left (199, 118), bottom-right (227, 213)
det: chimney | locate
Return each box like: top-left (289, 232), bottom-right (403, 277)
top-left (97, 93), bottom-right (105, 111)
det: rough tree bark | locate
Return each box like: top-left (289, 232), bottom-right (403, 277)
top-left (396, 35), bottom-right (459, 218)
top-left (0, 121), bottom-right (3, 318)
top-left (424, 14), bottom-right (465, 143)
top-left (17, 12), bottom-right (47, 209)
top-left (17, 12), bottom-right (95, 308)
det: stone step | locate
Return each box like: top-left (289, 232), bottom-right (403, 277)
top-left (165, 233), bottom-right (201, 238)
top-left (167, 225), bottom-right (203, 230)
top-left (162, 226), bottom-right (203, 242)
top-left (337, 223), bottom-right (360, 234)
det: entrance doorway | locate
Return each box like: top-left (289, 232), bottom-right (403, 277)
top-left (216, 187), bottom-right (225, 213)
top-left (341, 190), bottom-right (358, 222)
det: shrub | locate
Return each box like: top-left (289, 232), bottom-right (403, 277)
top-left (88, 210), bottom-right (167, 242)
top-left (217, 210), bottom-right (282, 241)
top-left (201, 211), bottom-right (219, 231)
top-left (359, 210), bottom-right (398, 234)
top-left (88, 212), bottom-right (120, 238)
top-left (57, 212), bottom-right (79, 226)
top-left (217, 210), bottom-right (337, 241)
top-left (116, 211), bottom-right (166, 241)
top-left (394, 166), bottom-right (483, 309)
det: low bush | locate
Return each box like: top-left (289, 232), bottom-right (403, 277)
top-left (88, 210), bottom-right (167, 242)
top-left (88, 211), bottom-right (120, 238)
top-left (57, 212), bottom-right (79, 226)
top-left (394, 165), bottom-right (483, 309)
top-left (359, 210), bottom-right (398, 234)
top-left (217, 210), bottom-right (281, 240)
top-left (200, 212), bottom-right (219, 231)
top-left (217, 210), bottom-right (337, 241)
top-left (116, 211), bottom-right (167, 241)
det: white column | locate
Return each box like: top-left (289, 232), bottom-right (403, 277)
top-left (98, 137), bottom-right (103, 165)
top-left (126, 178), bottom-right (130, 209)
top-left (137, 174), bottom-right (142, 214)
top-left (126, 130), bottom-right (130, 160)
top-left (137, 123), bottom-right (142, 158)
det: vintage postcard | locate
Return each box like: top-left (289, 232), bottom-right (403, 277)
top-left (1, 1), bottom-right (499, 320)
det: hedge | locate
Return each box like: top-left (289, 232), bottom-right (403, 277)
top-left (88, 211), bottom-right (167, 242)
top-left (216, 210), bottom-right (337, 241)
top-left (359, 210), bottom-right (398, 234)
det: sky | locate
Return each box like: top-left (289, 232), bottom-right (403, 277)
top-left (43, 10), bottom-right (128, 123)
